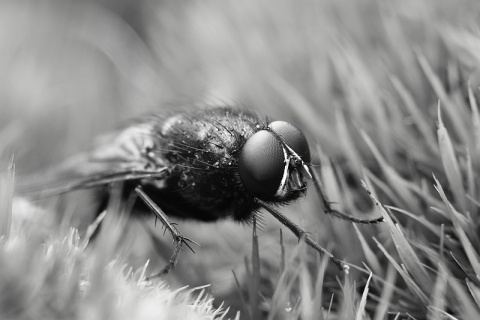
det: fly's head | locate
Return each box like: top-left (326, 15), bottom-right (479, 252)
top-left (238, 121), bottom-right (312, 204)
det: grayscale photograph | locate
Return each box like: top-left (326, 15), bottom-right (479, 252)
top-left (0, 0), bottom-right (479, 319)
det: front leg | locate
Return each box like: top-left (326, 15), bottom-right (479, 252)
top-left (312, 169), bottom-right (384, 224)
top-left (254, 198), bottom-right (349, 273)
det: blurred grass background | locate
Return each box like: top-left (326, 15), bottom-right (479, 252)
top-left (2, 0), bottom-right (480, 319)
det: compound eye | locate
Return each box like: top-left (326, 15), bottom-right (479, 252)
top-left (268, 121), bottom-right (310, 163)
top-left (239, 130), bottom-right (285, 198)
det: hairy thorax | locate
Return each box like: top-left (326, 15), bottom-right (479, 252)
top-left (138, 108), bottom-right (264, 221)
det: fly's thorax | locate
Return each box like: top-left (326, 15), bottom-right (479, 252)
top-left (159, 109), bottom-right (260, 171)
top-left (152, 108), bottom-right (264, 218)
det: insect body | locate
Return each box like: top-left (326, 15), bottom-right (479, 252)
top-left (19, 106), bottom-right (383, 278)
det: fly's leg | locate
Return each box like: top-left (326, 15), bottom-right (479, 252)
top-left (255, 198), bottom-right (349, 273)
top-left (311, 169), bottom-right (384, 224)
top-left (135, 186), bottom-right (199, 280)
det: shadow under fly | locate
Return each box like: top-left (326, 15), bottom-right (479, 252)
top-left (18, 105), bottom-right (383, 279)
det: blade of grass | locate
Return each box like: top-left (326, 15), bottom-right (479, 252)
top-left (353, 224), bottom-right (382, 274)
top-left (363, 168), bottom-right (405, 208)
top-left (434, 176), bottom-right (480, 277)
top-left (417, 51), bottom-right (468, 143)
top-left (249, 216), bottom-right (260, 320)
top-left (374, 238), bottom-right (430, 306)
top-left (385, 206), bottom-right (441, 237)
top-left (465, 149), bottom-right (477, 217)
top-left (450, 252), bottom-right (480, 286)
top-left (340, 272), bottom-right (356, 320)
top-left (232, 270), bottom-right (250, 320)
top-left (335, 42), bottom-right (394, 162)
top-left (468, 80), bottom-right (480, 151)
top-left (426, 308), bottom-right (460, 320)
top-left (268, 242), bottom-right (306, 320)
top-left (373, 264), bottom-right (397, 320)
top-left (426, 262), bottom-right (448, 320)
top-left (390, 75), bottom-right (437, 153)
top-left (466, 279), bottom-right (480, 308)
top-left (361, 129), bottom-right (419, 212)
top-left (335, 109), bottom-right (363, 176)
top-left (355, 272), bottom-right (372, 320)
top-left (298, 247), bottom-right (314, 320)
top-left (362, 181), bottom-right (432, 295)
top-left (312, 255), bottom-right (329, 319)
top-left (437, 103), bottom-right (466, 212)
top-left (279, 229), bottom-right (285, 275)
top-left (447, 269), bottom-right (480, 319)
top-left (0, 157), bottom-right (14, 242)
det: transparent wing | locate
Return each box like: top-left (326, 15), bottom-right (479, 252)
top-left (19, 170), bottom-right (171, 199)
top-left (17, 122), bottom-right (171, 198)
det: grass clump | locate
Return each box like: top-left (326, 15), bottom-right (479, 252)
top-left (0, 175), bottom-right (232, 320)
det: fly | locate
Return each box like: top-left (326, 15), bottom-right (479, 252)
top-left (18, 105), bottom-right (384, 279)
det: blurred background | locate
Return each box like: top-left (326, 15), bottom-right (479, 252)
top-left (2, 0), bottom-right (480, 317)
top-left (3, 0), bottom-right (476, 170)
